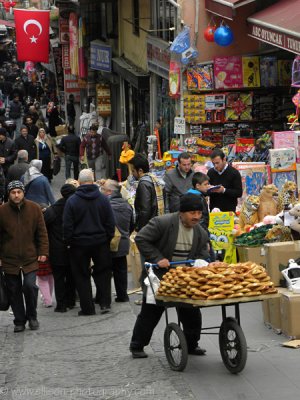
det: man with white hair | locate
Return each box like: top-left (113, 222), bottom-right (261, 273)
top-left (63, 169), bottom-right (115, 315)
top-left (7, 149), bottom-right (30, 183)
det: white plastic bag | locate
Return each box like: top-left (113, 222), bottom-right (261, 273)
top-left (193, 259), bottom-right (209, 268)
top-left (144, 267), bottom-right (160, 304)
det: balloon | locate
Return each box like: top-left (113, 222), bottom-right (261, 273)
top-left (204, 26), bottom-right (216, 42)
top-left (214, 25), bottom-right (234, 47)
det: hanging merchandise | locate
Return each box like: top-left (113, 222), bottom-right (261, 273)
top-left (292, 56), bottom-right (300, 87)
top-left (214, 23), bottom-right (234, 47)
top-left (169, 60), bottom-right (180, 98)
top-left (204, 24), bottom-right (216, 43)
top-left (170, 26), bottom-right (198, 65)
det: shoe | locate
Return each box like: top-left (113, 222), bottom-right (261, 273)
top-left (130, 349), bottom-right (148, 359)
top-left (78, 310), bottom-right (96, 316)
top-left (100, 306), bottom-right (111, 314)
top-left (188, 346), bottom-right (206, 356)
top-left (66, 303), bottom-right (75, 310)
top-left (115, 297), bottom-right (129, 303)
top-left (14, 325), bottom-right (25, 333)
top-left (44, 304), bottom-right (53, 308)
top-left (54, 306), bottom-right (67, 313)
top-left (28, 319), bottom-right (39, 330)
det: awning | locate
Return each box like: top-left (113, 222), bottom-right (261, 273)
top-left (205, 0), bottom-right (256, 20)
top-left (248, 0), bottom-right (300, 54)
top-left (0, 19), bottom-right (15, 28)
top-left (112, 57), bottom-right (149, 90)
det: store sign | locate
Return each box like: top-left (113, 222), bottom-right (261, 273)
top-left (62, 45), bottom-right (70, 69)
top-left (90, 41), bottom-right (111, 72)
top-left (174, 117), bottom-right (186, 135)
top-left (147, 37), bottom-right (170, 79)
top-left (59, 18), bottom-right (69, 44)
top-left (248, 23), bottom-right (300, 55)
top-left (64, 68), bottom-right (80, 102)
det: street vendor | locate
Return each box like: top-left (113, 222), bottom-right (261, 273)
top-left (129, 193), bottom-right (209, 359)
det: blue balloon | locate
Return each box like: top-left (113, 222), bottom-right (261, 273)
top-left (214, 26), bottom-right (234, 47)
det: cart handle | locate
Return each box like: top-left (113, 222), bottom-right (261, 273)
top-left (144, 260), bottom-right (195, 269)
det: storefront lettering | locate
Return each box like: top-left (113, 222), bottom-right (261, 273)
top-left (251, 26), bottom-right (283, 46)
top-left (287, 38), bottom-right (300, 54)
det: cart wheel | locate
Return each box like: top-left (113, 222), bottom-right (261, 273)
top-left (219, 317), bottom-right (247, 374)
top-left (164, 322), bottom-right (188, 372)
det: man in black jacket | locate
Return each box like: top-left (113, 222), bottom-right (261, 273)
top-left (207, 149), bottom-right (243, 212)
top-left (0, 128), bottom-right (17, 177)
top-left (44, 183), bottom-right (77, 312)
top-left (57, 126), bottom-right (81, 179)
top-left (130, 194), bottom-right (209, 358)
top-left (7, 150), bottom-right (30, 183)
top-left (128, 153), bottom-right (158, 232)
top-left (63, 169), bottom-right (115, 315)
top-left (14, 125), bottom-right (37, 162)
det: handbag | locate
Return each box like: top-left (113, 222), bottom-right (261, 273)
top-left (110, 226), bottom-right (122, 252)
top-left (0, 270), bottom-right (9, 311)
top-left (55, 124), bottom-right (68, 136)
top-left (52, 156), bottom-right (61, 176)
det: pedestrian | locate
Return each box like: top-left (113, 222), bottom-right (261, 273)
top-left (35, 127), bottom-right (56, 182)
top-left (79, 124), bottom-right (111, 180)
top-left (63, 169), bottom-right (115, 315)
top-left (128, 153), bottom-right (164, 232)
top-left (46, 102), bottom-right (61, 137)
top-left (24, 115), bottom-right (38, 139)
top-left (67, 94), bottom-right (76, 127)
top-left (43, 183), bottom-right (77, 312)
top-left (7, 149), bottom-right (30, 183)
top-left (14, 125), bottom-right (37, 162)
top-left (0, 127), bottom-right (17, 177)
top-left (57, 125), bottom-right (81, 180)
top-left (207, 149), bottom-right (243, 212)
top-left (129, 193), bottom-right (209, 358)
top-left (23, 159), bottom-right (55, 206)
top-left (0, 180), bottom-right (49, 332)
top-left (7, 94), bottom-right (22, 139)
top-left (101, 179), bottom-right (134, 302)
top-left (163, 152), bottom-right (194, 213)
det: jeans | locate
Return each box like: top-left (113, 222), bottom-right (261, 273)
top-left (69, 243), bottom-right (112, 313)
top-left (5, 270), bottom-right (39, 326)
top-left (65, 155), bottom-right (79, 180)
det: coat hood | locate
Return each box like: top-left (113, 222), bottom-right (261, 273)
top-left (75, 184), bottom-right (102, 200)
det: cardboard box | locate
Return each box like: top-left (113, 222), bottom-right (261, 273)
top-left (264, 241), bottom-right (300, 286)
top-left (127, 240), bottom-right (142, 289)
top-left (269, 297), bottom-right (282, 332)
top-left (280, 292), bottom-right (300, 339)
top-left (261, 300), bottom-right (270, 326)
top-left (237, 246), bottom-right (266, 266)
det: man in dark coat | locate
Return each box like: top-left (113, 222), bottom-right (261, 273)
top-left (130, 194), bottom-right (209, 359)
top-left (7, 149), bottom-right (30, 183)
top-left (57, 126), bottom-right (81, 180)
top-left (0, 180), bottom-right (48, 332)
top-left (101, 179), bottom-right (134, 302)
top-left (44, 183), bottom-right (77, 312)
top-left (14, 125), bottom-right (37, 162)
top-left (207, 149), bottom-right (243, 212)
top-left (24, 116), bottom-right (38, 139)
top-left (63, 169), bottom-right (115, 315)
top-left (0, 127), bottom-right (17, 176)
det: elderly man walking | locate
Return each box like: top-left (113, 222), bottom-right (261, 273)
top-left (63, 169), bottom-right (115, 315)
top-left (0, 180), bottom-right (49, 332)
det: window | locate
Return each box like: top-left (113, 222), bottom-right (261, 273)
top-left (150, 0), bottom-right (177, 42)
top-left (132, 0), bottom-right (140, 36)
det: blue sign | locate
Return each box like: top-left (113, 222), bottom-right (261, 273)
top-left (90, 41), bottom-right (111, 72)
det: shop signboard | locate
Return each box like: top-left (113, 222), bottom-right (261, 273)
top-left (147, 36), bottom-right (170, 80)
top-left (64, 68), bottom-right (80, 102)
top-left (59, 17), bottom-right (69, 44)
top-left (174, 117), bottom-right (186, 135)
top-left (90, 41), bottom-right (111, 72)
top-left (248, 23), bottom-right (300, 55)
top-left (69, 12), bottom-right (79, 76)
top-left (62, 44), bottom-right (70, 69)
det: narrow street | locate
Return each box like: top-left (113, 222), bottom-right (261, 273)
top-left (0, 164), bottom-right (300, 400)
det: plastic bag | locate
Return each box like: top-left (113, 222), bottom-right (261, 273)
top-left (144, 267), bottom-right (160, 304)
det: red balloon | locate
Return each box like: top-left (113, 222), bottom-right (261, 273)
top-left (204, 26), bottom-right (216, 42)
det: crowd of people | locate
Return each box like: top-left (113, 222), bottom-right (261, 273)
top-left (0, 111), bottom-right (243, 360)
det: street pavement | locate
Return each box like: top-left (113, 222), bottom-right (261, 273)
top-left (1, 162), bottom-right (300, 399)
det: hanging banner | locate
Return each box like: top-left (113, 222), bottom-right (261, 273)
top-left (62, 44), bottom-right (70, 69)
top-left (59, 18), bottom-right (69, 44)
top-left (69, 12), bottom-right (79, 76)
top-left (14, 9), bottom-right (50, 63)
top-left (78, 17), bottom-right (88, 79)
top-left (169, 61), bottom-right (180, 98)
top-left (64, 68), bottom-right (80, 102)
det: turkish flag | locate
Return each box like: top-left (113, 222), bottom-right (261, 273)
top-left (14, 9), bottom-right (50, 63)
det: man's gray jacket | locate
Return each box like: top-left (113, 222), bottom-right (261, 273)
top-left (163, 167), bottom-right (193, 212)
top-left (135, 212), bottom-right (209, 279)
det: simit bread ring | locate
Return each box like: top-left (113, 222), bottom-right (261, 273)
top-left (206, 287), bottom-right (225, 294)
top-left (207, 294), bottom-right (226, 300)
top-left (227, 292), bottom-right (244, 298)
top-left (245, 291), bottom-right (262, 296)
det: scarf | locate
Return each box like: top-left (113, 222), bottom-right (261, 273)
top-left (145, 173), bottom-right (165, 216)
top-left (23, 160), bottom-right (43, 186)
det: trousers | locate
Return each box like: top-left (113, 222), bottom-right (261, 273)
top-left (5, 270), bottom-right (38, 326)
top-left (130, 298), bottom-right (201, 351)
top-left (65, 155), bottom-right (79, 180)
top-left (52, 264), bottom-right (76, 308)
top-left (69, 243), bottom-right (112, 313)
top-left (112, 256), bottom-right (128, 300)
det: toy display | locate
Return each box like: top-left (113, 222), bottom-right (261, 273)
top-left (277, 181), bottom-right (297, 212)
top-left (238, 195), bottom-right (260, 232)
top-left (257, 184), bottom-right (278, 222)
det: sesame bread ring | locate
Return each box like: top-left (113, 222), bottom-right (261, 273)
top-left (245, 291), bottom-right (262, 296)
top-left (201, 284), bottom-right (215, 291)
top-left (220, 283), bottom-right (234, 290)
top-left (227, 292), bottom-right (244, 298)
top-left (196, 277), bottom-right (208, 283)
top-left (190, 280), bottom-right (201, 287)
top-left (223, 290), bottom-right (235, 295)
top-left (206, 287), bottom-right (225, 294)
top-left (265, 287), bottom-right (278, 294)
top-left (207, 294), bottom-right (226, 300)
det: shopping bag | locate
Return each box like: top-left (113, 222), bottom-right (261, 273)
top-left (52, 156), bottom-right (61, 176)
top-left (55, 124), bottom-right (68, 136)
top-left (0, 270), bottom-right (9, 311)
top-left (110, 226), bottom-right (122, 252)
top-left (144, 267), bottom-right (160, 304)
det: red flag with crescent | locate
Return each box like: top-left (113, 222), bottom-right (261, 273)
top-left (14, 9), bottom-right (50, 63)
